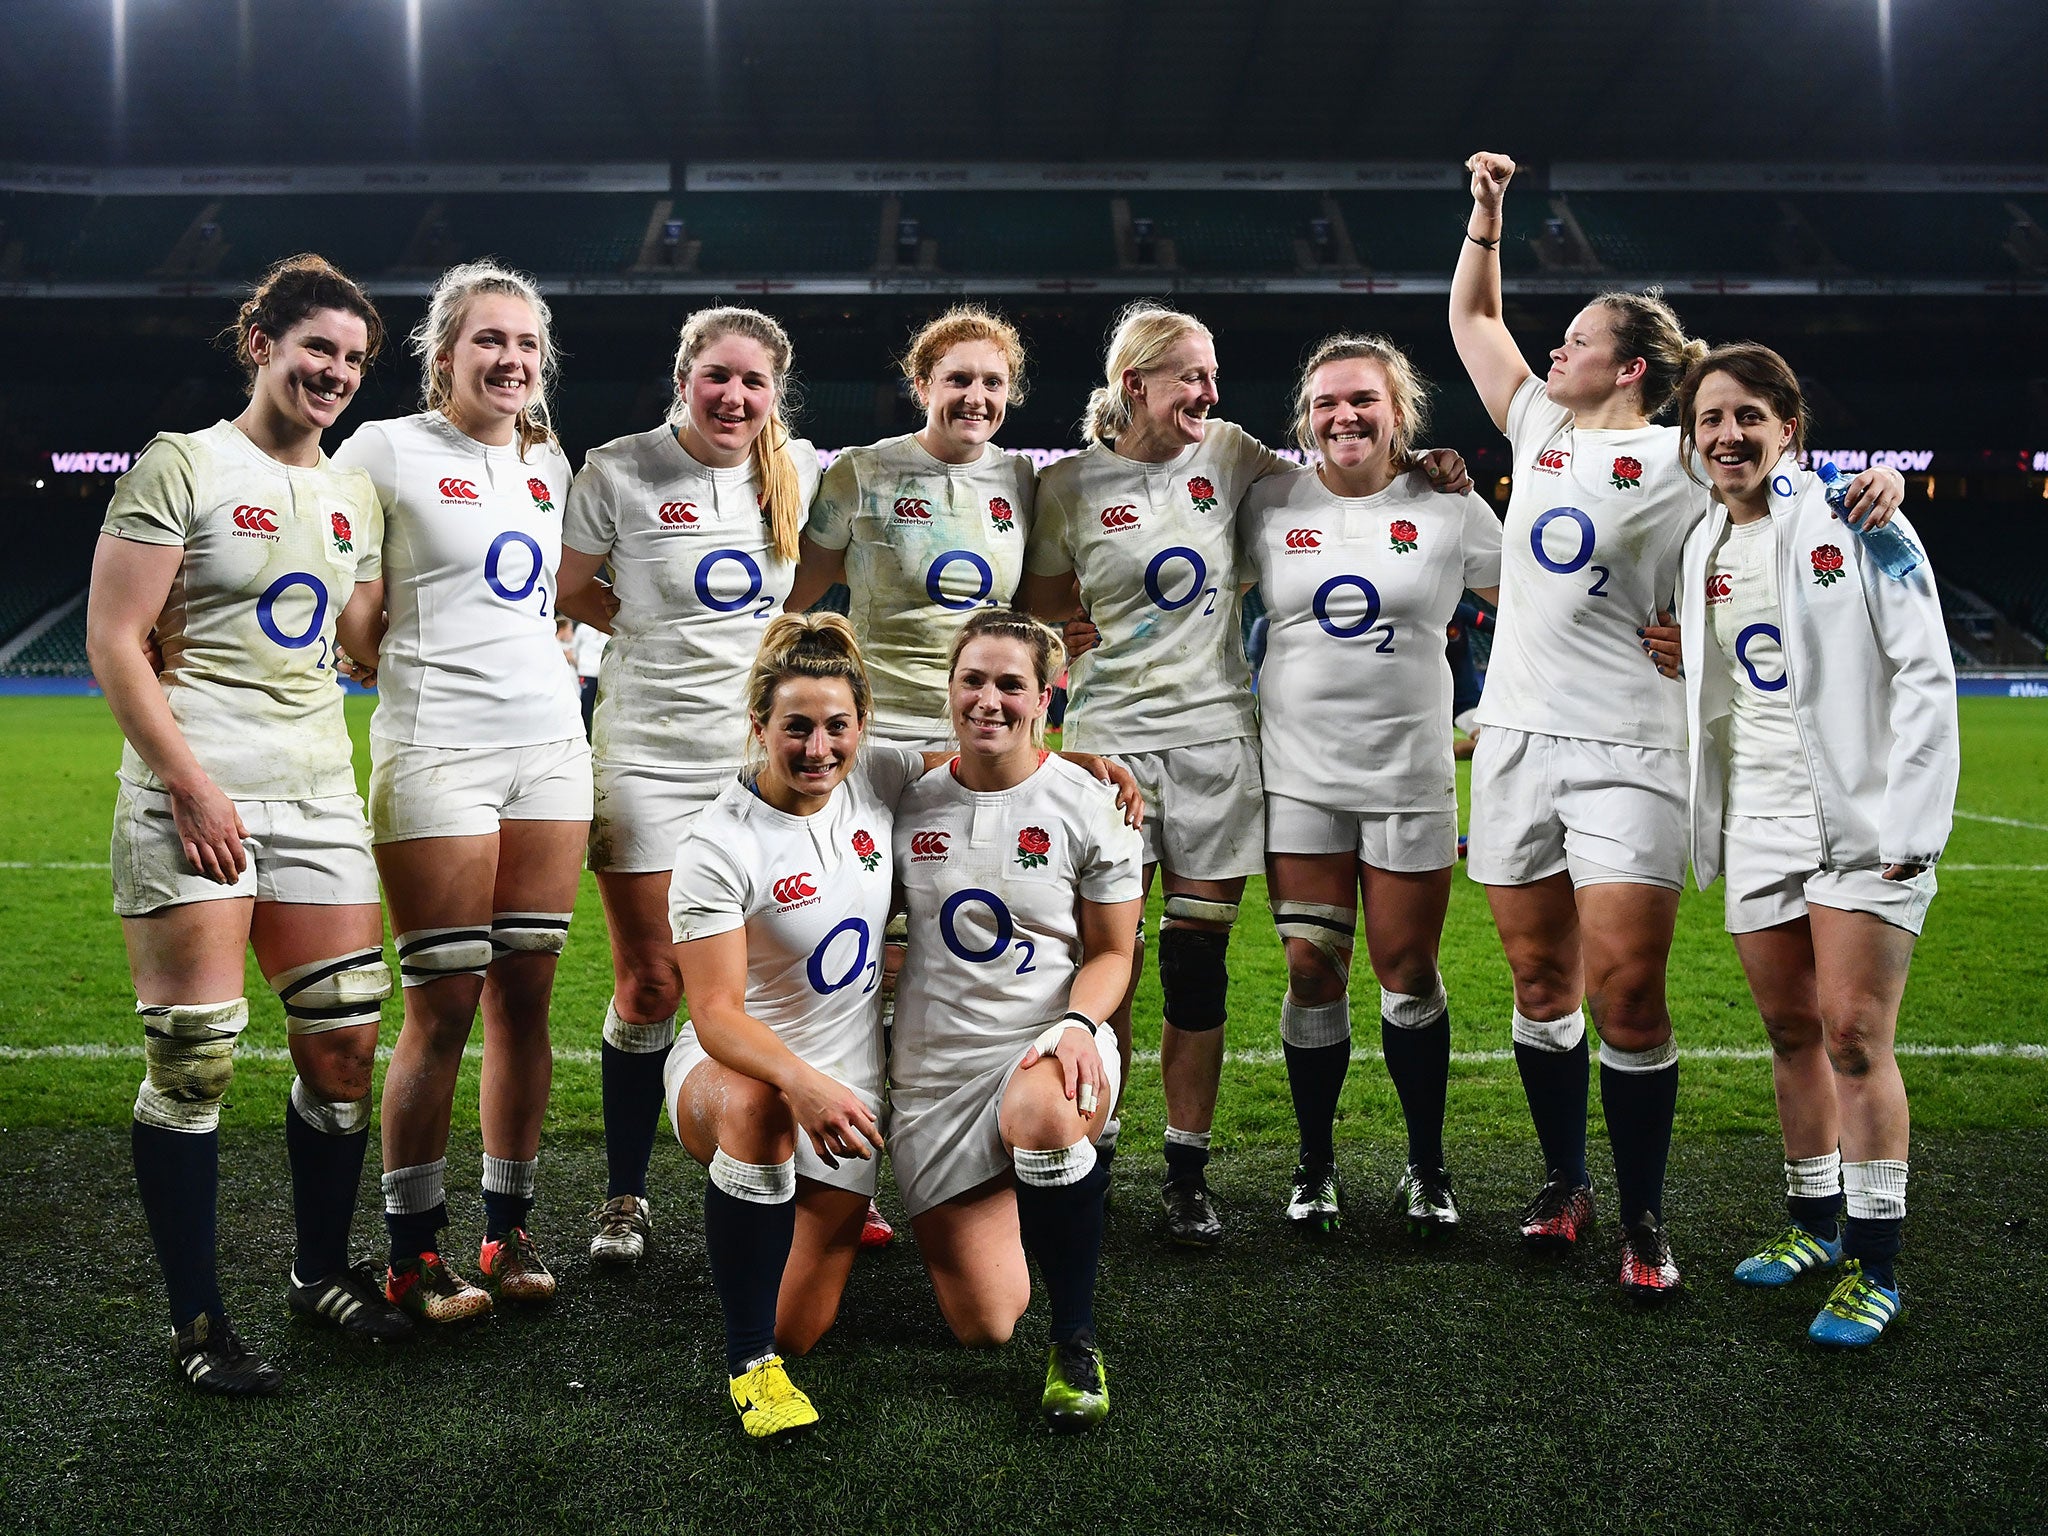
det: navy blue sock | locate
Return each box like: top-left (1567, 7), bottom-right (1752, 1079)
top-left (1844, 1216), bottom-right (1903, 1289)
top-left (1282, 1040), bottom-right (1349, 1166)
top-left (1601, 1059), bottom-right (1679, 1227)
top-left (1789, 1193), bottom-right (1841, 1242)
top-left (1163, 1135), bottom-right (1210, 1185)
top-left (1514, 1035), bottom-right (1589, 1186)
top-left (132, 1120), bottom-right (222, 1330)
top-left (1381, 1012), bottom-right (1451, 1172)
top-left (385, 1203), bottom-right (447, 1264)
top-left (703, 1182), bottom-right (795, 1374)
top-left (1015, 1159), bottom-right (1111, 1346)
top-left (482, 1187), bottom-right (535, 1241)
top-left (601, 1040), bottom-right (668, 1200)
top-left (284, 1096), bottom-right (367, 1282)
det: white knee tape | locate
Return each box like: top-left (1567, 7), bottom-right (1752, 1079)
top-left (1381, 976), bottom-right (1448, 1030)
top-left (1272, 901), bottom-right (1355, 969)
top-left (290, 1075), bottom-right (369, 1135)
top-left (491, 911), bottom-right (573, 957)
top-left (1511, 1006), bottom-right (1586, 1054)
top-left (1597, 1037), bottom-right (1678, 1073)
top-left (134, 998), bottom-right (248, 1133)
top-left (395, 926), bottom-right (493, 987)
top-left (1163, 893), bottom-right (1240, 928)
top-left (1280, 992), bottom-right (1352, 1050)
top-left (603, 997), bottom-right (677, 1054)
top-left (1014, 1136), bottom-right (1098, 1188)
top-left (272, 948), bottom-right (390, 1035)
top-left (709, 1148), bottom-right (796, 1204)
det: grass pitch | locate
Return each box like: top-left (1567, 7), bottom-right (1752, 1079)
top-left (2, 696), bottom-right (2045, 1533)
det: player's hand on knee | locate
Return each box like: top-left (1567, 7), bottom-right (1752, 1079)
top-left (170, 776), bottom-right (248, 883)
top-left (793, 1067), bottom-right (881, 1167)
top-left (1639, 610), bottom-right (1682, 680)
top-left (1022, 1020), bottom-right (1108, 1120)
top-left (1466, 152), bottom-right (1516, 209)
top-left (1414, 448), bottom-right (1474, 495)
top-left (1062, 614), bottom-right (1100, 659)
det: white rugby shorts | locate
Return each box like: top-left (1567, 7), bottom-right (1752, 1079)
top-left (111, 782), bottom-right (379, 916)
top-left (369, 734), bottom-right (593, 844)
top-left (1722, 814), bottom-right (1937, 936)
top-left (1265, 795), bottom-right (1459, 872)
top-left (588, 758), bottom-right (733, 874)
top-left (663, 1022), bottom-right (885, 1198)
top-left (1114, 736), bottom-right (1265, 880)
top-left (1466, 726), bottom-right (1687, 891)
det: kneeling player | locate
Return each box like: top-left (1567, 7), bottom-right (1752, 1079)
top-left (890, 611), bottom-right (1143, 1432)
top-left (86, 256), bottom-right (410, 1393)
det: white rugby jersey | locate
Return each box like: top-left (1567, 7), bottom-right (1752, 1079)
top-left (1244, 466), bottom-right (1502, 812)
top-left (1705, 515), bottom-right (1811, 817)
top-left (101, 421), bottom-right (381, 800)
top-left (804, 435), bottom-right (1036, 741)
top-left (565, 426), bottom-right (821, 770)
top-left (890, 754), bottom-right (1143, 1099)
top-left (1474, 377), bottom-right (1699, 750)
top-left (1023, 422), bottom-right (1282, 753)
top-left (332, 412), bottom-right (582, 749)
top-left (668, 745), bottom-right (923, 1091)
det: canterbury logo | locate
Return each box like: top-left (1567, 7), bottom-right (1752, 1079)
top-left (1534, 449), bottom-right (1569, 474)
top-left (231, 504), bottom-right (279, 534)
top-left (894, 497), bottom-right (932, 520)
top-left (1100, 504), bottom-right (1139, 531)
top-left (1284, 528), bottom-right (1321, 550)
top-left (658, 501), bottom-right (698, 526)
top-left (910, 831), bottom-right (949, 859)
top-left (1706, 573), bottom-right (1733, 602)
top-left (438, 478), bottom-right (479, 500)
top-left (773, 873), bottom-right (818, 904)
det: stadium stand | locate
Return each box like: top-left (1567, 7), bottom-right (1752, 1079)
top-left (436, 194), bottom-right (656, 276)
top-left (1564, 193), bottom-right (1781, 274)
top-left (894, 194), bottom-right (1116, 275)
top-left (677, 193), bottom-right (883, 274)
top-left (1124, 192), bottom-right (1320, 273)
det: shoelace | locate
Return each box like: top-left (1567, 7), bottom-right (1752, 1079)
top-left (1822, 1262), bottom-right (1892, 1320)
top-left (1055, 1342), bottom-right (1101, 1393)
top-left (1757, 1228), bottom-right (1826, 1267)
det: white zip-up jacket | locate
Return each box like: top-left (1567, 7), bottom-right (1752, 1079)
top-left (1679, 458), bottom-right (1957, 887)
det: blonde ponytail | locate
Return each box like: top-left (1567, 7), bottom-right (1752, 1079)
top-left (667, 305), bottom-right (804, 563)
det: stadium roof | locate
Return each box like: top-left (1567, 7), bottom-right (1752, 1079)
top-left (4, 0), bottom-right (2045, 166)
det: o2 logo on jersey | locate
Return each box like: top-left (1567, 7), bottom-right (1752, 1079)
top-left (939, 888), bottom-right (1037, 976)
top-left (1284, 528), bottom-right (1322, 553)
top-left (255, 572), bottom-right (332, 670)
top-left (695, 549), bottom-right (772, 617)
top-left (438, 478), bottom-right (479, 501)
top-left (1534, 448), bottom-right (1569, 476)
top-left (989, 496), bottom-right (1016, 532)
top-left (231, 504), bottom-right (280, 540)
top-left (1733, 623), bottom-right (1788, 693)
top-left (806, 917), bottom-right (878, 997)
top-left (926, 550), bottom-right (995, 612)
top-left (1144, 547), bottom-right (1216, 616)
top-left (658, 501), bottom-right (698, 527)
top-left (1312, 573), bottom-right (1394, 651)
top-left (484, 530), bottom-right (547, 608)
top-left (773, 872), bottom-right (819, 907)
top-left (1100, 504), bottom-right (1140, 533)
top-left (894, 497), bottom-right (933, 522)
top-left (1706, 572), bottom-right (1733, 606)
top-left (909, 830), bottom-right (950, 862)
top-left (1530, 507), bottom-right (1611, 598)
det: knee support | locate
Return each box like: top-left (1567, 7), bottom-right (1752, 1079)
top-left (270, 948), bottom-right (391, 1035)
top-left (602, 996), bottom-right (677, 1054)
top-left (1511, 1006), bottom-right (1587, 1054)
top-left (1162, 893), bottom-right (1240, 929)
top-left (1272, 900), bottom-right (1355, 973)
top-left (289, 1074), bottom-right (370, 1135)
top-left (1280, 991), bottom-right (1351, 1049)
top-left (1158, 924), bottom-right (1229, 1033)
top-left (395, 926), bottom-right (493, 988)
top-left (1381, 974), bottom-right (1448, 1030)
top-left (490, 911), bottom-right (573, 957)
top-left (134, 998), bottom-right (248, 1133)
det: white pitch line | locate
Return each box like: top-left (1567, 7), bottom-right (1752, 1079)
top-left (1955, 810), bottom-right (2048, 833)
top-left (5, 1041), bottom-right (2044, 1067)
top-left (1938, 863), bottom-right (2048, 872)
top-left (0, 860), bottom-right (109, 870)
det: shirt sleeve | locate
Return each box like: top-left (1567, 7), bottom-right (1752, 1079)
top-left (668, 820), bottom-right (752, 943)
top-left (100, 436), bottom-right (197, 547)
top-left (1234, 422), bottom-right (1292, 487)
top-left (1460, 491), bottom-right (1505, 589)
top-left (344, 471), bottom-right (386, 582)
top-left (1023, 473), bottom-right (1075, 577)
top-left (1077, 781), bottom-right (1144, 904)
top-left (1504, 375), bottom-right (1568, 458)
top-left (803, 450), bottom-right (859, 552)
top-left (561, 454), bottom-right (619, 558)
top-left (863, 741), bottom-right (930, 809)
top-left (328, 422), bottom-right (398, 512)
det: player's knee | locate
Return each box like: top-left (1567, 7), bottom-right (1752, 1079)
top-left (289, 1074), bottom-right (370, 1135)
top-left (272, 948), bottom-right (390, 1037)
top-left (1372, 952), bottom-right (1442, 1004)
top-left (1000, 1068), bottom-right (1088, 1151)
top-left (1587, 970), bottom-right (1668, 1040)
top-left (602, 995), bottom-right (677, 1054)
top-left (1824, 1014), bottom-right (1885, 1078)
top-left (490, 911), bottom-right (573, 960)
top-left (1593, 1016), bottom-right (1672, 1058)
top-left (294, 1029), bottom-right (376, 1104)
top-left (945, 1290), bottom-right (1026, 1348)
top-left (1158, 920), bottom-right (1232, 1033)
top-left (134, 999), bottom-right (248, 1134)
top-left (1760, 1007), bottom-right (1822, 1057)
top-left (613, 961), bottom-right (680, 1026)
top-left (718, 1076), bottom-right (796, 1159)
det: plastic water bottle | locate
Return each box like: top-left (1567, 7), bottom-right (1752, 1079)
top-left (1815, 461), bottom-right (1922, 581)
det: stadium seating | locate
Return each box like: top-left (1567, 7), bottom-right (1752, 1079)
top-left (894, 194), bottom-right (1115, 274)
top-left (1565, 193), bottom-right (1780, 274)
top-left (210, 196), bottom-right (433, 280)
top-left (1125, 192), bottom-right (1320, 272)
top-left (438, 194), bottom-right (655, 276)
top-left (1, 604), bottom-right (89, 675)
top-left (678, 194), bottom-right (883, 274)
top-left (1333, 191), bottom-right (1547, 274)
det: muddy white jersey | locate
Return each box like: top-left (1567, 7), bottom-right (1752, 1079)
top-left (1245, 466), bottom-right (1502, 812)
top-left (890, 755), bottom-right (1143, 1098)
top-left (1024, 422), bottom-right (1282, 753)
top-left (1706, 514), bottom-right (1812, 817)
top-left (565, 426), bottom-right (821, 771)
top-left (101, 420), bottom-right (381, 799)
top-left (668, 745), bottom-right (923, 1088)
top-left (1475, 377), bottom-right (1699, 749)
top-left (804, 435), bottom-right (1036, 740)
top-left (332, 412), bottom-right (581, 749)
